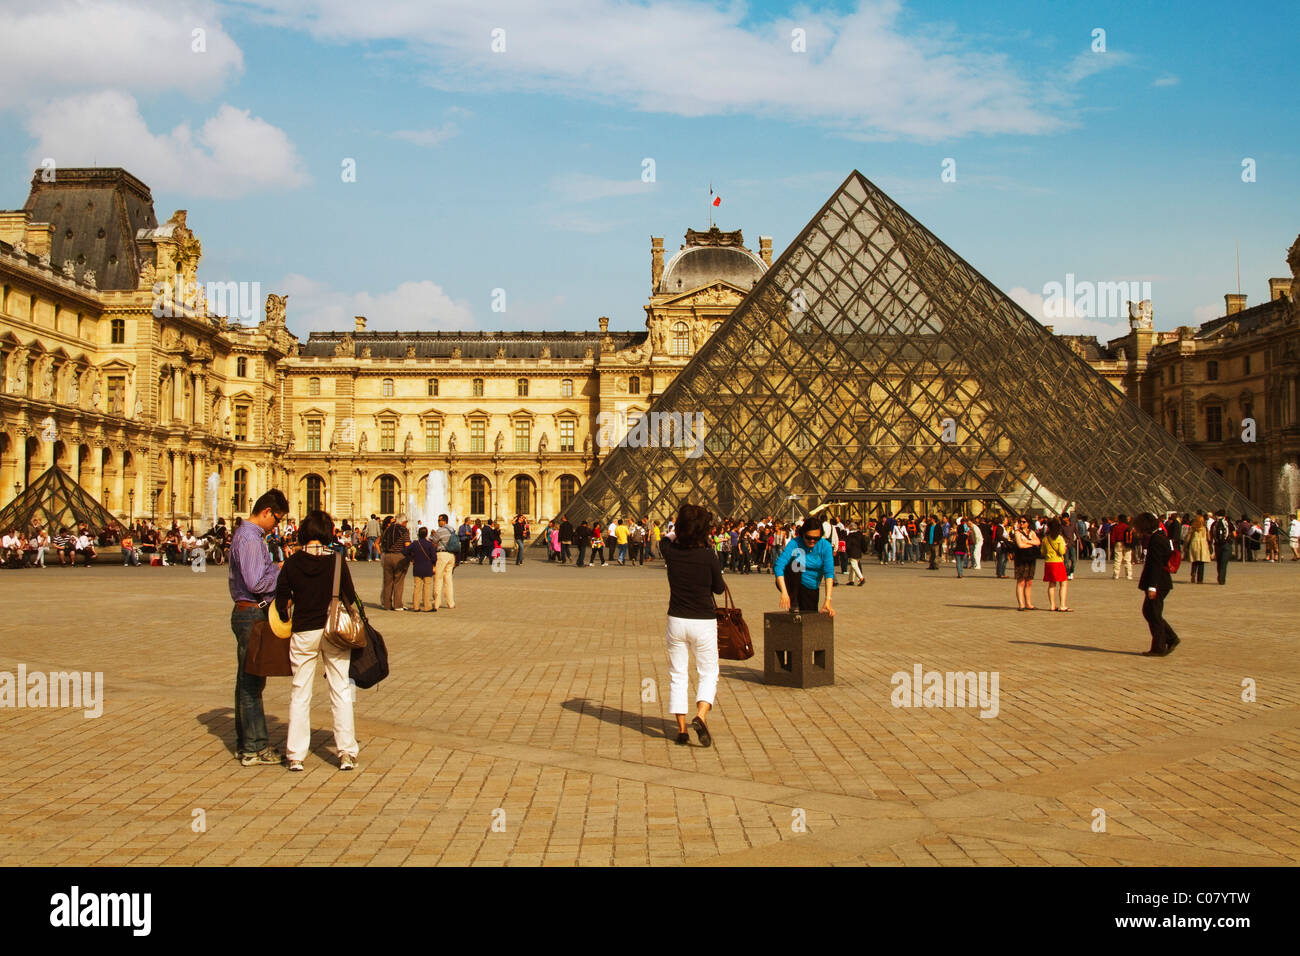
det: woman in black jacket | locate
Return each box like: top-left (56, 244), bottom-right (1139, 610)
top-left (1135, 512), bottom-right (1180, 656)
top-left (661, 504), bottom-right (725, 747)
top-left (275, 509), bottom-right (361, 771)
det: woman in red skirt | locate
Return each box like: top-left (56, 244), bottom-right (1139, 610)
top-left (1041, 517), bottom-right (1070, 611)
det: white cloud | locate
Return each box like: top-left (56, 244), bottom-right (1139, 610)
top-left (392, 123), bottom-right (460, 147)
top-left (278, 274), bottom-right (476, 336)
top-left (25, 91), bottom-right (309, 197)
top-left (550, 173), bottom-right (654, 202)
top-left (1007, 285), bottom-right (1127, 340)
top-left (1153, 74), bottom-right (1180, 87)
top-left (247, 0), bottom-right (1066, 140)
top-left (1193, 303), bottom-right (1222, 324)
top-left (0, 0), bottom-right (243, 110)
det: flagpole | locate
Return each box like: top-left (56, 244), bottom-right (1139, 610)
top-left (709, 180), bottom-right (713, 229)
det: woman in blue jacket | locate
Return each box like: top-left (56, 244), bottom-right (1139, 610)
top-left (773, 519), bottom-right (836, 616)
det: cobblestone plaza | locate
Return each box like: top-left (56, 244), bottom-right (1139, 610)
top-left (1, 558), bottom-right (1295, 867)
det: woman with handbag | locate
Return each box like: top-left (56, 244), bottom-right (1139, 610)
top-left (274, 509), bottom-right (361, 772)
top-left (660, 504), bottom-right (725, 747)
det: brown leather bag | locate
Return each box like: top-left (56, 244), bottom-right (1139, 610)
top-left (714, 581), bottom-right (754, 660)
top-left (245, 619), bottom-right (291, 677)
top-left (324, 553), bottom-right (367, 651)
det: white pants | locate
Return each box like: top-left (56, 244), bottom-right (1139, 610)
top-left (665, 615), bottom-right (720, 715)
top-left (287, 627), bottom-right (358, 762)
top-left (433, 552), bottom-right (456, 607)
top-left (849, 557), bottom-right (864, 583)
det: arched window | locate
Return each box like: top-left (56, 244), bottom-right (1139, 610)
top-left (470, 475), bottom-right (488, 514)
top-left (559, 475), bottom-right (579, 510)
top-left (516, 378), bottom-right (529, 397)
top-left (671, 322), bottom-right (690, 356)
top-left (305, 474), bottom-right (324, 513)
top-left (308, 377), bottom-right (320, 396)
top-left (472, 378), bottom-right (484, 397)
top-left (379, 474), bottom-right (398, 514)
top-left (561, 379), bottom-right (573, 398)
top-left (514, 476), bottom-right (534, 517)
top-left (382, 378), bottom-right (394, 397)
top-left (628, 376), bottom-right (640, 395)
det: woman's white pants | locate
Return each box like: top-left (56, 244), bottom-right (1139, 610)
top-left (287, 627), bottom-right (358, 762)
top-left (665, 615), bottom-right (719, 715)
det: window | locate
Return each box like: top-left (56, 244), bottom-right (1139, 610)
top-left (106, 376), bottom-right (126, 416)
top-left (234, 469), bottom-right (250, 513)
top-left (514, 477), bottom-right (534, 517)
top-left (380, 420), bottom-right (396, 452)
top-left (1206, 361), bottom-right (1219, 381)
top-left (1243, 355), bottom-right (1251, 375)
top-left (305, 474), bottom-right (323, 513)
top-left (559, 419), bottom-right (575, 452)
top-left (1206, 405), bottom-right (1223, 442)
top-left (517, 378), bottom-right (529, 397)
top-left (629, 376), bottom-right (640, 395)
top-left (672, 322), bottom-right (690, 356)
top-left (470, 475), bottom-right (487, 514)
top-left (308, 377), bottom-right (320, 396)
top-left (514, 420), bottom-right (531, 452)
top-left (306, 419), bottom-right (322, 452)
top-left (472, 378), bottom-right (484, 397)
top-left (427, 378), bottom-right (438, 397)
top-left (234, 404), bottom-right (249, 441)
top-left (705, 424), bottom-right (731, 452)
top-left (561, 379), bottom-right (573, 398)
top-left (379, 475), bottom-right (397, 514)
top-left (424, 420), bottom-right (440, 452)
top-left (470, 420), bottom-right (486, 452)
top-left (236, 356), bottom-right (247, 377)
top-left (382, 378), bottom-right (394, 397)
top-left (110, 318), bottom-right (125, 344)
top-left (559, 475), bottom-right (578, 510)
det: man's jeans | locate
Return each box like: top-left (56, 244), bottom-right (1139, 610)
top-left (367, 536), bottom-right (378, 561)
top-left (1064, 545), bottom-right (1076, 577)
top-left (515, 539), bottom-right (525, 564)
top-left (231, 605), bottom-right (270, 755)
top-left (955, 554), bottom-right (966, 577)
top-left (122, 547), bottom-right (139, 566)
top-left (618, 543), bottom-right (628, 563)
top-left (1216, 550), bottom-right (1231, 585)
top-left (575, 542), bottom-right (588, 567)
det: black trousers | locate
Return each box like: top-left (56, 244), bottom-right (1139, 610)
top-left (1215, 551), bottom-right (1230, 585)
top-left (1141, 590), bottom-right (1179, 653)
top-left (784, 569), bottom-right (820, 612)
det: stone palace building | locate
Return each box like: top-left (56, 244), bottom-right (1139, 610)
top-left (1, 166), bottom-right (1297, 526)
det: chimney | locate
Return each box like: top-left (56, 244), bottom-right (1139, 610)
top-left (1224, 293), bottom-right (1247, 315)
top-left (759, 236), bottom-right (772, 266)
top-left (651, 237), bottom-right (664, 290)
top-left (355, 315), bottom-right (367, 332)
top-left (1269, 277), bottom-right (1291, 301)
top-left (598, 316), bottom-right (610, 334)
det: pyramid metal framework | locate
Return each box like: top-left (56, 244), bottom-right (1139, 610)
top-left (564, 171), bottom-right (1257, 524)
top-left (0, 466), bottom-right (119, 533)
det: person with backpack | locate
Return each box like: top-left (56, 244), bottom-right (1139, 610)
top-left (403, 526), bottom-right (438, 611)
top-left (1212, 509), bottom-right (1232, 585)
top-left (1135, 512), bottom-right (1180, 656)
top-left (431, 514), bottom-right (457, 610)
top-left (1110, 514), bottom-right (1133, 581)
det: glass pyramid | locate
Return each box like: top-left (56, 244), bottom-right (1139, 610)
top-left (0, 466), bottom-right (120, 534)
top-left (565, 171), bottom-right (1257, 523)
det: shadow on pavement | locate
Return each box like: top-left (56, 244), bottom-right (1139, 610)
top-left (561, 697), bottom-right (676, 740)
top-left (1009, 640), bottom-right (1145, 656)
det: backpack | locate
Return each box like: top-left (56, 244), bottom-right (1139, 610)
top-left (1122, 526), bottom-right (1133, 546)
top-left (443, 532), bottom-right (460, 554)
top-left (1212, 519), bottom-right (1229, 544)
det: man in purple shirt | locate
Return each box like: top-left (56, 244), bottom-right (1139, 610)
top-left (228, 489), bottom-right (289, 766)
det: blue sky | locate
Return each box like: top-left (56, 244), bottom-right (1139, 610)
top-left (1, 0), bottom-right (1296, 342)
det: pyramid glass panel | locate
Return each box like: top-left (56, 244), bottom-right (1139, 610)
top-left (564, 172), bottom-right (1257, 524)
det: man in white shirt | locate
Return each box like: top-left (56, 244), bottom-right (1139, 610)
top-left (75, 531), bottom-right (95, 567)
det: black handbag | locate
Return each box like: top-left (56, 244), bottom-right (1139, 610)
top-left (349, 601), bottom-right (389, 689)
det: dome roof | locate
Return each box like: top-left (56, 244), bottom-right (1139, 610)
top-left (658, 244), bottom-right (765, 295)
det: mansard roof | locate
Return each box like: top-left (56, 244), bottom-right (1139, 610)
top-left (298, 330), bottom-right (645, 361)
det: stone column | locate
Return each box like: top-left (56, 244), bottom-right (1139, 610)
top-left (84, 444), bottom-right (102, 508)
top-left (192, 455), bottom-right (204, 522)
top-left (538, 468), bottom-right (551, 519)
top-left (172, 367), bottom-right (183, 423)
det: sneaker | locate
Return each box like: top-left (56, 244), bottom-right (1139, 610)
top-left (241, 746), bottom-right (282, 766)
top-left (339, 753), bottom-right (356, 771)
top-left (286, 759), bottom-right (304, 771)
